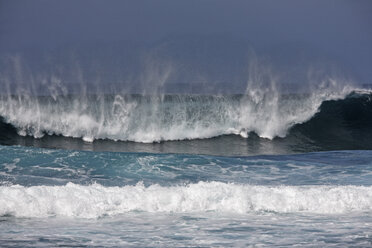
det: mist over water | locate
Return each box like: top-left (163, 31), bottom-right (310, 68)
top-left (0, 37), bottom-right (366, 153)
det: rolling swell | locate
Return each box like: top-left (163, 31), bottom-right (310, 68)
top-left (0, 90), bottom-right (371, 155)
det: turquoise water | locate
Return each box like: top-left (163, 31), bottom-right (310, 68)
top-left (1, 145), bottom-right (372, 247)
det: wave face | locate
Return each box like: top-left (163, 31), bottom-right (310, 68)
top-left (0, 86), bottom-right (365, 144)
top-left (1, 182), bottom-right (371, 218)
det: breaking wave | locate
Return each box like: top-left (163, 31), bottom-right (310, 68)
top-left (0, 85), bottom-right (368, 143)
top-left (1, 182), bottom-right (371, 218)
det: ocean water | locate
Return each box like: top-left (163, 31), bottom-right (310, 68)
top-left (0, 89), bottom-right (372, 247)
top-left (1, 146), bottom-right (372, 247)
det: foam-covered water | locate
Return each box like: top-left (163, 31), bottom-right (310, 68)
top-left (1, 182), bottom-right (372, 218)
top-left (1, 213), bottom-right (371, 247)
top-left (0, 145), bottom-right (372, 246)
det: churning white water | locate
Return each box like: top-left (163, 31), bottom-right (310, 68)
top-left (1, 182), bottom-right (371, 218)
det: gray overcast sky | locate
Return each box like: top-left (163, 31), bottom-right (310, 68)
top-left (0, 0), bottom-right (371, 82)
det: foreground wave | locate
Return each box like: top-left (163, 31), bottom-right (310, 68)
top-left (1, 145), bottom-right (372, 246)
top-left (1, 182), bottom-right (372, 218)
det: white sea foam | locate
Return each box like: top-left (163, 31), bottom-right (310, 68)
top-left (0, 84), bottom-right (360, 143)
top-left (0, 182), bottom-right (371, 218)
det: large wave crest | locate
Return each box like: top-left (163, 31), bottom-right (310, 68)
top-left (0, 84), bottom-right (361, 143)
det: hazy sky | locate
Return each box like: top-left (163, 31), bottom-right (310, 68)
top-left (1, 0), bottom-right (371, 82)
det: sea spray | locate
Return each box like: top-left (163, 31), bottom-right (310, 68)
top-left (0, 85), bottom-right (358, 143)
top-left (0, 50), bottom-right (361, 143)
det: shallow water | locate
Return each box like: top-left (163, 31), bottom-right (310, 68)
top-left (0, 146), bottom-right (371, 247)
